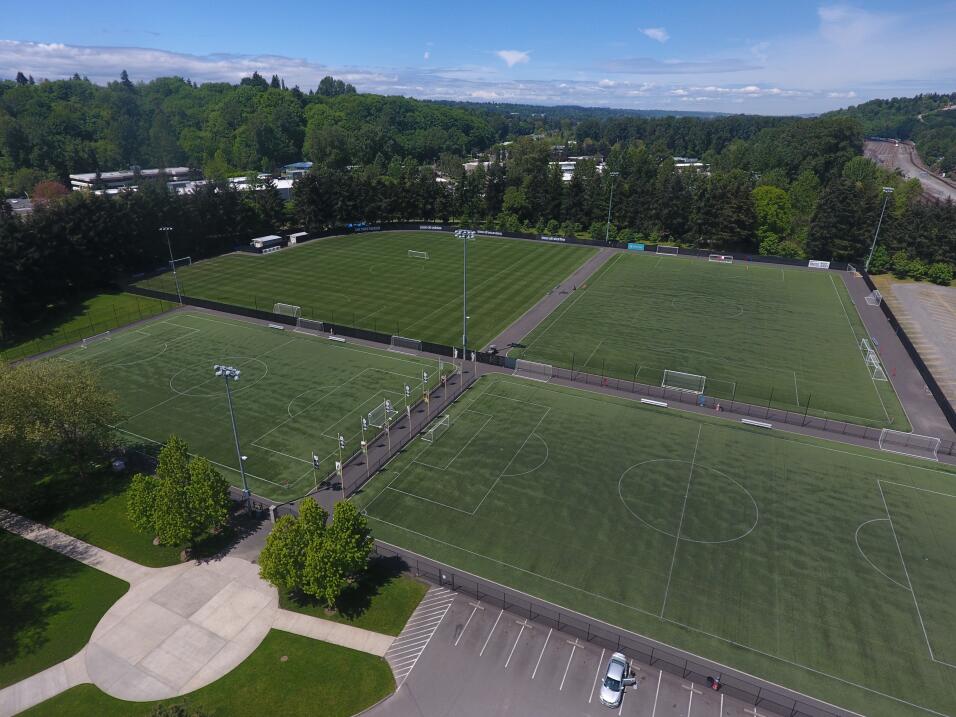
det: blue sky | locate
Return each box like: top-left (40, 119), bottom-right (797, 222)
top-left (1, 1), bottom-right (954, 114)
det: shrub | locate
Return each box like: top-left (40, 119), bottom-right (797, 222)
top-left (927, 262), bottom-right (954, 286)
top-left (908, 257), bottom-right (928, 281)
top-left (890, 250), bottom-right (910, 278)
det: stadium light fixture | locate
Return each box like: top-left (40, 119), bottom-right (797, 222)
top-left (605, 171), bottom-right (620, 244)
top-left (159, 226), bottom-right (183, 304)
top-left (864, 186), bottom-right (895, 273)
top-left (214, 364), bottom-right (251, 508)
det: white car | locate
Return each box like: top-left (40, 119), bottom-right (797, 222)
top-left (599, 652), bottom-right (637, 708)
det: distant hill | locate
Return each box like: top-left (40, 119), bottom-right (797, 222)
top-left (427, 100), bottom-right (732, 120)
top-left (825, 93), bottom-right (956, 171)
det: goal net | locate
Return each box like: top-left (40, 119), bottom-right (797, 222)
top-left (273, 303), bottom-right (302, 319)
top-left (860, 338), bottom-right (888, 381)
top-left (421, 415), bottom-right (451, 443)
top-left (391, 335), bottom-right (422, 353)
top-left (513, 359), bottom-right (553, 382)
top-left (879, 429), bottom-right (941, 461)
top-left (656, 245), bottom-right (679, 256)
top-left (81, 330), bottom-right (111, 348)
top-left (169, 256), bottom-right (191, 270)
top-left (865, 290), bottom-right (883, 306)
top-left (367, 399), bottom-right (399, 428)
top-left (662, 369), bottom-right (706, 394)
top-left (708, 254), bottom-right (733, 264)
top-left (408, 250), bottom-right (429, 260)
top-left (296, 317), bottom-right (324, 333)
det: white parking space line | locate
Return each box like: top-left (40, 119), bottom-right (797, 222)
top-left (532, 628), bottom-right (553, 680)
top-left (651, 669), bottom-right (662, 717)
top-left (385, 587), bottom-right (455, 689)
top-left (559, 639), bottom-right (582, 691)
top-left (720, 693), bottom-right (724, 716)
top-left (504, 619), bottom-right (531, 668)
top-left (683, 682), bottom-right (702, 715)
top-left (455, 602), bottom-right (483, 647)
top-left (479, 609), bottom-right (504, 656)
top-left (589, 648), bottom-right (605, 703)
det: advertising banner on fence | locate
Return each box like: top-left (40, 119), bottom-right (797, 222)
top-left (808, 259), bottom-right (831, 269)
top-left (627, 243), bottom-right (645, 251)
top-left (539, 235), bottom-right (567, 243)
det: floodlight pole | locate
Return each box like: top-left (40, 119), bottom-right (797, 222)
top-left (864, 187), bottom-right (894, 273)
top-left (604, 171), bottom-right (620, 244)
top-left (463, 230), bottom-right (468, 359)
top-left (160, 226), bottom-right (182, 304)
top-left (214, 364), bottom-right (251, 509)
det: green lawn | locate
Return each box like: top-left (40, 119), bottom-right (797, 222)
top-left (1, 292), bottom-right (171, 362)
top-left (355, 374), bottom-right (956, 717)
top-left (511, 252), bottom-right (907, 428)
top-left (60, 311), bottom-right (455, 502)
top-left (281, 555), bottom-right (428, 635)
top-left (0, 531), bottom-right (128, 688)
top-left (21, 630), bottom-right (395, 717)
top-left (137, 231), bottom-right (595, 347)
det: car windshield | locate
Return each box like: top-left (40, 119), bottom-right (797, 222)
top-left (603, 675), bottom-right (621, 691)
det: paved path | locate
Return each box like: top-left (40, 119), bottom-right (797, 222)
top-left (0, 511), bottom-right (397, 715)
top-left (483, 247), bottom-right (616, 352)
top-left (0, 509), bottom-right (154, 584)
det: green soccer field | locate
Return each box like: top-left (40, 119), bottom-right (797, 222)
top-left (138, 231), bottom-right (596, 348)
top-left (355, 374), bottom-right (956, 717)
top-left (510, 252), bottom-right (908, 428)
top-left (61, 311), bottom-right (452, 502)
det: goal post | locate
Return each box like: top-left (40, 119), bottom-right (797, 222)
top-left (80, 330), bottom-right (111, 348)
top-left (708, 254), bottom-right (733, 264)
top-left (662, 369), bottom-right (706, 394)
top-left (367, 399), bottom-right (398, 429)
top-left (296, 317), bottom-right (324, 333)
top-left (879, 429), bottom-right (941, 461)
top-left (421, 415), bottom-right (451, 443)
top-left (513, 359), bottom-right (553, 382)
top-left (391, 335), bottom-right (423, 353)
top-left (273, 303), bottom-right (302, 319)
top-left (656, 245), bottom-right (679, 256)
top-left (408, 250), bottom-right (429, 260)
top-left (169, 256), bottom-right (192, 270)
top-left (865, 290), bottom-right (883, 306)
top-left (859, 338), bottom-right (888, 380)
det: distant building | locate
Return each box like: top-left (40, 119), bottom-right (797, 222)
top-left (463, 160), bottom-right (492, 173)
top-left (673, 157), bottom-right (709, 173)
top-left (4, 197), bottom-right (33, 216)
top-left (69, 166), bottom-right (197, 192)
top-left (281, 161), bottom-right (313, 180)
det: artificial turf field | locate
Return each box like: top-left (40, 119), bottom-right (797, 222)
top-left (138, 231), bottom-right (596, 347)
top-left (510, 252), bottom-right (908, 428)
top-left (355, 374), bottom-right (956, 717)
top-left (61, 311), bottom-right (452, 502)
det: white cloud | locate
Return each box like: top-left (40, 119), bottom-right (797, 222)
top-left (598, 78), bottom-right (615, 88)
top-left (423, 50), bottom-right (430, 61)
top-left (640, 28), bottom-right (670, 43)
top-left (495, 49), bottom-right (530, 67)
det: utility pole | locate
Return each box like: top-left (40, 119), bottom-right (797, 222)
top-left (159, 226), bottom-right (182, 304)
top-left (604, 171), bottom-right (620, 243)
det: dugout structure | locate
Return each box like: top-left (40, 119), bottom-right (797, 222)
top-left (879, 428), bottom-right (941, 461)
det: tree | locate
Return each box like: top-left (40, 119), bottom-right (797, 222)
top-left (186, 456), bottom-right (231, 539)
top-left (928, 262), bottom-right (954, 286)
top-left (149, 703), bottom-right (209, 717)
top-left (752, 185), bottom-right (793, 254)
top-left (31, 180), bottom-right (69, 204)
top-left (259, 497), bottom-right (328, 594)
top-left (127, 473), bottom-right (159, 533)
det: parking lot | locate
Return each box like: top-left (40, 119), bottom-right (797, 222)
top-left (369, 593), bottom-right (762, 717)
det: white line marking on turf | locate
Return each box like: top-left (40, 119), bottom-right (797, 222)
top-left (589, 647), bottom-right (605, 702)
top-left (579, 339), bottom-right (605, 374)
top-left (533, 628), bottom-right (553, 680)
top-left (854, 518), bottom-right (910, 590)
top-left (660, 425), bottom-right (702, 618)
top-left (480, 610), bottom-right (503, 656)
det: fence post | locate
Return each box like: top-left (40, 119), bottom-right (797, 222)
top-left (766, 386), bottom-right (774, 417)
top-left (730, 383), bottom-right (737, 412)
top-left (802, 393), bottom-right (812, 426)
top-left (570, 353), bottom-right (575, 379)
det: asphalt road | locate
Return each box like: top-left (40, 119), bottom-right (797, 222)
top-left (864, 140), bottom-right (956, 202)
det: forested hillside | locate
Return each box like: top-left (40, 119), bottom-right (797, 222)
top-left (826, 92), bottom-right (956, 172)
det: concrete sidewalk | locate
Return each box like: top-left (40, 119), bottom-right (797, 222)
top-left (0, 508), bottom-right (153, 584)
top-left (0, 652), bottom-right (89, 717)
top-left (273, 609), bottom-right (393, 657)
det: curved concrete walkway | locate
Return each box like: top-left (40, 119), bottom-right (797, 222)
top-left (0, 511), bottom-right (395, 716)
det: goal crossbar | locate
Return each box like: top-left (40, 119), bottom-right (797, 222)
top-left (865, 290), bottom-right (883, 306)
top-left (169, 256), bottom-right (192, 270)
top-left (421, 415), bottom-right (451, 443)
top-left (81, 330), bottom-right (111, 348)
top-left (656, 245), bottom-right (679, 255)
top-left (513, 359), bottom-right (553, 382)
top-left (408, 250), bottom-right (429, 260)
top-left (367, 399), bottom-right (398, 428)
top-left (273, 302), bottom-right (302, 319)
top-left (859, 338), bottom-right (888, 381)
top-left (662, 369), bottom-right (706, 394)
top-left (879, 429), bottom-right (941, 461)
top-left (391, 335), bottom-right (423, 353)
top-left (296, 317), bottom-right (324, 333)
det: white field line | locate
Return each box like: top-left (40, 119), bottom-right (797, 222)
top-left (659, 425), bottom-right (702, 618)
top-left (413, 414), bottom-right (494, 471)
top-left (533, 628), bottom-right (553, 680)
top-left (579, 339), bottom-right (605, 374)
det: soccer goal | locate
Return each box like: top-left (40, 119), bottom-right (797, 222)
top-left (421, 415), bottom-right (451, 443)
top-left (273, 303), bottom-right (302, 319)
top-left (408, 250), bottom-right (429, 260)
top-left (860, 338), bottom-right (888, 381)
top-left (367, 399), bottom-right (399, 428)
top-left (391, 335), bottom-right (422, 353)
top-left (879, 429), bottom-right (941, 461)
top-left (847, 264), bottom-right (858, 274)
top-left (662, 369), bottom-right (706, 394)
top-left (296, 317), bottom-right (324, 333)
top-left (80, 330), bottom-right (111, 348)
top-left (865, 290), bottom-right (883, 306)
top-left (708, 254), bottom-right (733, 264)
top-left (513, 359), bottom-right (553, 382)
top-left (169, 256), bottom-right (192, 270)
top-left (656, 245), bottom-right (679, 256)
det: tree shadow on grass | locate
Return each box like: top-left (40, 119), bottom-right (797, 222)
top-left (286, 555), bottom-right (407, 620)
top-left (5, 465), bottom-right (128, 526)
top-left (0, 532), bottom-right (82, 672)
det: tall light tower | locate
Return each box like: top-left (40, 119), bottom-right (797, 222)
top-left (604, 171), bottom-right (620, 243)
top-left (159, 225), bottom-right (182, 304)
top-left (455, 229), bottom-right (476, 355)
top-left (214, 364), bottom-right (251, 508)
top-left (864, 186), bottom-right (895, 272)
